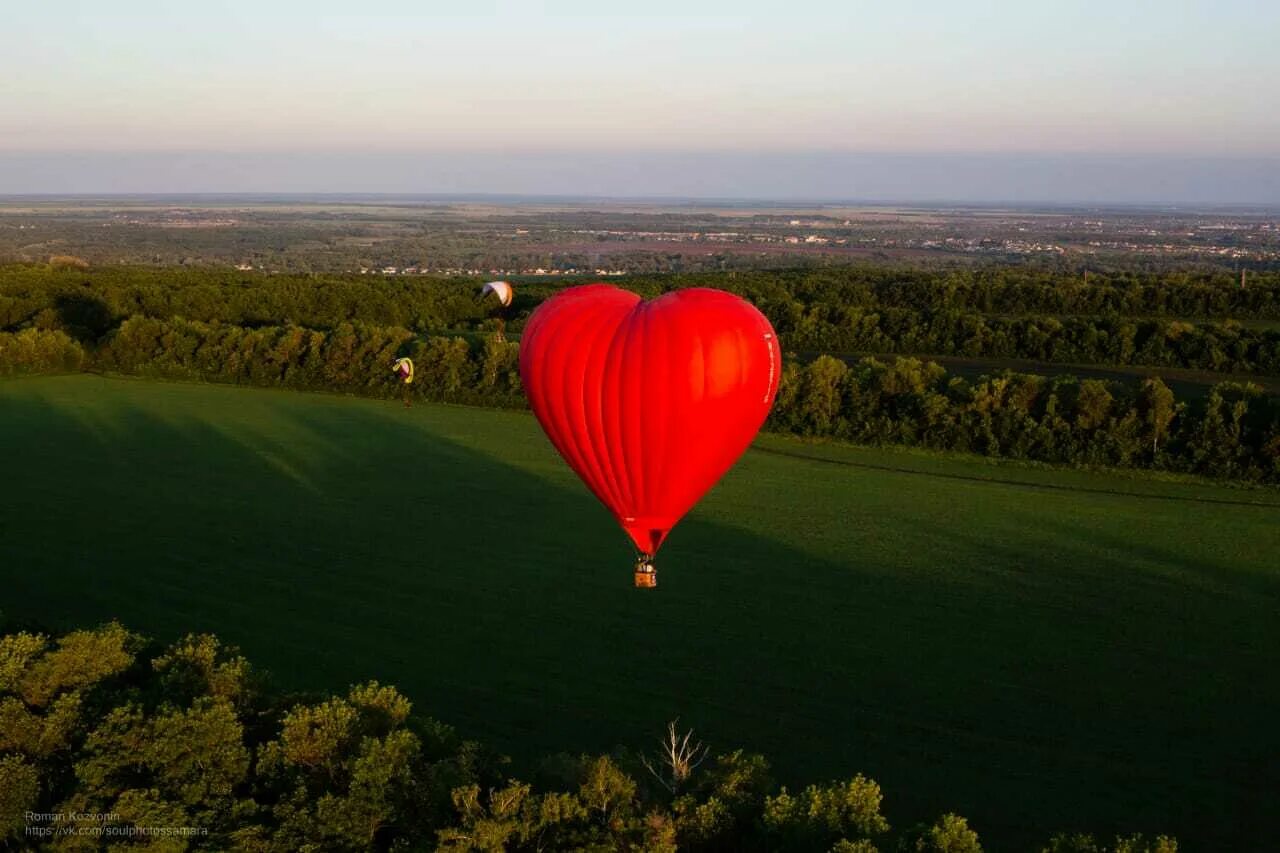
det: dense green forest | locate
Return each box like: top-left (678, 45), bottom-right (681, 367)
top-left (774, 307), bottom-right (1280, 374)
top-left (4, 264), bottom-right (1280, 374)
top-left (0, 620), bottom-right (1178, 852)
top-left (2, 262), bottom-right (1278, 482)
top-left (6, 264), bottom-right (1280, 329)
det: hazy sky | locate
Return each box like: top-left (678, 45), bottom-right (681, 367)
top-left (3, 1), bottom-right (1278, 201)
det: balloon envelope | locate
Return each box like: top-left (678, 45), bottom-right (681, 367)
top-left (481, 280), bottom-right (514, 307)
top-left (519, 285), bottom-right (779, 555)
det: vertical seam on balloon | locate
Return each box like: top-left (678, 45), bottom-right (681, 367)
top-left (641, 298), bottom-right (666, 521)
top-left (581, 300), bottom-right (631, 517)
top-left (686, 307), bottom-right (709, 530)
top-left (642, 298), bottom-right (661, 522)
top-left (619, 300), bottom-right (645, 517)
top-left (562, 300), bottom-right (630, 514)
top-left (588, 322), bottom-right (624, 522)
top-left (527, 296), bottom-right (614, 513)
top-left (636, 300), bottom-right (655, 518)
top-left (601, 300), bottom-right (637, 526)
top-left (629, 298), bottom-right (650, 515)
top-left (615, 301), bottom-right (642, 517)
top-left (577, 290), bottom-right (636, 515)
top-left (638, 299), bottom-right (659, 517)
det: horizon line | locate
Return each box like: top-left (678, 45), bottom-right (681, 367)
top-left (2, 192), bottom-right (1279, 213)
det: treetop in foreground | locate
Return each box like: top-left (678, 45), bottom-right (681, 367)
top-left (0, 621), bottom-right (1178, 851)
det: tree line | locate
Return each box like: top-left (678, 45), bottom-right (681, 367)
top-left (5, 264), bottom-right (1280, 375)
top-left (0, 620), bottom-right (1178, 852)
top-left (3, 321), bottom-right (1277, 483)
top-left (7, 264), bottom-right (1280, 328)
top-left (772, 355), bottom-right (1279, 483)
top-left (92, 317), bottom-right (524, 409)
top-left (0, 265), bottom-right (491, 339)
top-left (769, 306), bottom-right (1280, 375)
top-left (628, 267), bottom-right (1280, 320)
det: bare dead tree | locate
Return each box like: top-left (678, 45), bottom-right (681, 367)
top-left (640, 719), bottom-right (708, 795)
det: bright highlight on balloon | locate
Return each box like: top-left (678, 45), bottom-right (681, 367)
top-left (519, 285), bottom-right (780, 588)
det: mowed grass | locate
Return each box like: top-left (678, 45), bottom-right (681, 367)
top-left (2, 375), bottom-right (1279, 851)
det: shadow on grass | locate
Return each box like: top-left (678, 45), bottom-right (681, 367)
top-left (2, 376), bottom-right (1277, 851)
top-left (915, 506), bottom-right (1280, 847)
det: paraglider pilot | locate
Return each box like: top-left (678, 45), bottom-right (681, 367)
top-left (391, 356), bottom-right (414, 408)
top-left (480, 281), bottom-right (515, 342)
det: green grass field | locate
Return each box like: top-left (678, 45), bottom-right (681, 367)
top-left (3, 375), bottom-right (1279, 850)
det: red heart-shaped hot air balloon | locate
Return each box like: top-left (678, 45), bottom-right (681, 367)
top-left (519, 285), bottom-right (779, 583)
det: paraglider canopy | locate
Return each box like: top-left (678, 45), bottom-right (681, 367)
top-left (481, 280), bottom-right (514, 307)
top-left (391, 357), bottom-right (414, 382)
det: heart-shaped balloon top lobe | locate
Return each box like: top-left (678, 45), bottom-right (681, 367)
top-left (519, 285), bottom-right (779, 555)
